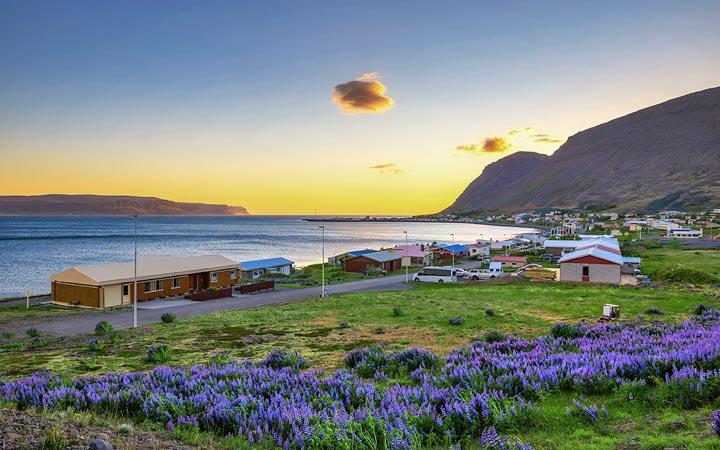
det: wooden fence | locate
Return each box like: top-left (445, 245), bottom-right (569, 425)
top-left (185, 286), bottom-right (233, 301)
top-left (236, 280), bottom-right (275, 295)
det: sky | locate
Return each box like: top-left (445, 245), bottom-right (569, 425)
top-left (1, 0), bottom-right (719, 215)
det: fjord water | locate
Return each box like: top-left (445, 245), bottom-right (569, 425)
top-left (0, 216), bottom-right (535, 298)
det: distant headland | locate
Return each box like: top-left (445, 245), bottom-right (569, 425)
top-left (0, 194), bottom-right (250, 216)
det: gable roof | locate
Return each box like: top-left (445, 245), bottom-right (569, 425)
top-left (436, 244), bottom-right (470, 253)
top-left (389, 245), bottom-right (427, 258)
top-left (239, 257), bottom-right (294, 271)
top-left (50, 254), bottom-right (239, 286)
top-left (349, 251), bottom-right (402, 263)
top-left (347, 249), bottom-right (376, 257)
top-left (558, 247), bottom-right (624, 265)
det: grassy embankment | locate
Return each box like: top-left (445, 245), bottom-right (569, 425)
top-left (1, 241), bottom-right (719, 449)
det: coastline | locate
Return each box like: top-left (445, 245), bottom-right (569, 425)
top-left (304, 217), bottom-right (547, 232)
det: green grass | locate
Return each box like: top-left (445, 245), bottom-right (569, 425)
top-left (635, 245), bottom-right (720, 277)
top-left (0, 282), bottom-right (714, 379)
top-left (0, 303), bottom-right (96, 327)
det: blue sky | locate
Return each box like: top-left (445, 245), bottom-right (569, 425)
top-left (1, 0), bottom-right (718, 214)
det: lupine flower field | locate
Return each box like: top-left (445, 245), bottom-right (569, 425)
top-left (2, 308), bottom-right (720, 449)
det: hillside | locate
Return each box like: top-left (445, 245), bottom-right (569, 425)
top-left (445, 86), bottom-right (720, 213)
top-left (0, 195), bottom-right (249, 216)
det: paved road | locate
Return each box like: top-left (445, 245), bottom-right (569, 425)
top-left (21, 274), bottom-right (414, 337)
top-left (16, 262), bottom-right (480, 337)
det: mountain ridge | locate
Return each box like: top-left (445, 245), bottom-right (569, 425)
top-left (444, 86), bottom-right (720, 213)
top-left (0, 194), bottom-right (250, 216)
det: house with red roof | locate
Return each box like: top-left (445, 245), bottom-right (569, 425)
top-left (492, 255), bottom-right (527, 268)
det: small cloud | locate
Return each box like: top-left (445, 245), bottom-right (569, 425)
top-left (508, 127), bottom-right (533, 136)
top-left (369, 163), bottom-right (404, 175)
top-left (332, 73), bottom-right (394, 115)
top-left (530, 134), bottom-right (549, 138)
top-left (357, 72), bottom-right (381, 81)
top-left (534, 137), bottom-right (565, 143)
top-left (456, 137), bottom-right (512, 154)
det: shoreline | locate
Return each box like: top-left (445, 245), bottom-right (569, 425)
top-left (304, 217), bottom-right (547, 232)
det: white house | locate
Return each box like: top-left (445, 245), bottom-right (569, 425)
top-left (667, 228), bottom-right (702, 239)
top-left (559, 246), bottom-right (623, 284)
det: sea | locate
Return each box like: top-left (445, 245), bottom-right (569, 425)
top-left (0, 216), bottom-right (536, 298)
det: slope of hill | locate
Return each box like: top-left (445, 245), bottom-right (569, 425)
top-left (445, 86), bottom-right (720, 213)
top-left (0, 195), bottom-right (250, 216)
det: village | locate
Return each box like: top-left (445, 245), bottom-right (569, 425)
top-left (46, 208), bottom-right (720, 310)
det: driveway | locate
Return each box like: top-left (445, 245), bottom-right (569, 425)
top-left (17, 261), bottom-right (479, 337)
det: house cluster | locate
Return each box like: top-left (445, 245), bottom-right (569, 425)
top-left (50, 254), bottom-right (296, 309)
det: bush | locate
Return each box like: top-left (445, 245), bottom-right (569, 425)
top-left (26, 328), bottom-right (41, 337)
top-left (338, 320), bottom-right (351, 329)
top-left (485, 307), bottom-right (496, 317)
top-left (484, 330), bottom-right (507, 343)
top-left (1, 331), bottom-right (14, 339)
top-left (39, 426), bottom-right (66, 450)
top-left (645, 306), bottom-right (664, 315)
top-left (449, 316), bottom-right (465, 326)
top-left (161, 313), bottom-right (176, 323)
top-left (2, 342), bottom-right (25, 351)
top-left (651, 267), bottom-right (719, 284)
top-left (694, 303), bottom-right (709, 316)
top-left (208, 351), bottom-right (231, 365)
top-left (389, 348), bottom-right (440, 373)
top-left (392, 306), bottom-right (403, 317)
top-left (550, 322), bottom-right (586, 339)
top-left (88, 338), bottom-right (105, 352)
top-left (31, 337), bottom-right (49, 348)
top-left (261, 349), bottom-right (307, 370)
top-left (78, 357), bottom-right (102, 371)
top-left (147, 344), bottom-right (173, 363)
top-left (95, 321), bottom-right (113, 335)
top-left (712, 410), bottom-right (720, 437)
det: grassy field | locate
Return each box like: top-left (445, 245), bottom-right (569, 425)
top-left (2, 241), bottom-right (720, 449)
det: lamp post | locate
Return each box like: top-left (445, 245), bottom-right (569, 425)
top-left (451, 233), bottom-right (455, 273)
top-left (319, 226), bottom-right (325, 297)
top-left (131, 214), bottom-right (138, 328)
top-left (403, 231), bottom-right (408, 283)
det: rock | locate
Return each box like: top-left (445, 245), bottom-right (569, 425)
top-left (668, 420), bottom-right (684, 430)
top-left (90, 438), bottom-right (114, 450)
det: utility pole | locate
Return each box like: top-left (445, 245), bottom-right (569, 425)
top-left (132, 214), bottom-right (138, 328)
top-left (319, 225), bottom-right (325, 297)
top-left (403, 231), bottom-right (408, 283)
top-left (451, 233), bottom-right (455, 274)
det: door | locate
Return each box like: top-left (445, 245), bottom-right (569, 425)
top-left (582, 266), bottom-right (590, 282)
top-left (121, 283), bottom-right (133, 304)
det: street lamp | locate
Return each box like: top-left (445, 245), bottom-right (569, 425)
top-left (319, 226), bottom-right (325, 297)
top-left (451, 233), bottom-right (455, 273)
top-left (131, 214), bottom-right (138, 328)
top-left (403, 231), bottom-right (408, 283)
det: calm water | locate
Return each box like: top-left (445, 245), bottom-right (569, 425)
top-left (0, 216), bottom-right (535, 298)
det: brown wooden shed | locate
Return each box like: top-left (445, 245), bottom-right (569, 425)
top-left (344, 251), bottom-right (402, 273)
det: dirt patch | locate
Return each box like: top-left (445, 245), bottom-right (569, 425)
top-left (0, 406), bottom-right (196, 450)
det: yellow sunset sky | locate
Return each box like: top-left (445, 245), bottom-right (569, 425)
top-left (1, 2), bottom-right (719, 215)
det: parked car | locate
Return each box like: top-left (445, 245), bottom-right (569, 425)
top-left (518, 264), bottom-right (543, 271)
top-left (540, 254), bottom-right (554, 261)
top-left (467, 269), bottom-right (495, 280)
top-left (413, 266), bottom-right (456, 283)
top-left (549, 256), bottom-right (561, 264)
top-left (453, 268), bottom-right (468, 278)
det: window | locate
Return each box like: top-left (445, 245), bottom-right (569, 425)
top-left (155, 280), bottom-right (163, 291)
top-left (123, 285), bottom-right (129, 296)
top-left (144, 281), bottom-right (152, 293)
top-left (172, 277), bottom-right (180, 289)
top-left (582, 266), bottom-right (589, 277)
top-left (211, 272), bottom-right (218, 282)
top-left (230, 270), bottom-right (236, 280)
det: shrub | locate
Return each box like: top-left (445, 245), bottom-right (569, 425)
top-left (31, 337), bottom-right (49, 348)
top-left (645, 306), bottom-right (664, 315)
top-left (550, 322), bottom-right (585, 339)
top-left (26, 328), bottom-right (41, 337)
top-left (485, 307), bottom-right (496, 317)
top-left (449, 316), bottom-right (465, 326)
top-left (39, 426), bottom-right (66, 450)
top-left (88, 338), bottom-right (105, 352)
top-left (389, 348), bottom-right (440, 373)
top-left (95, 321), bottom-right (113, 335)
top-left (78, 357), bottom-right (102, 371)
top-left (208, 351), bottom-right (231, 365)
top-left (338, 320), bottom-right (351, 329)
top-left (2, 342), bottom-right (25, 351)
top-left (712, 410), bottom-right (720, 437)
top-left (344, 348), bottom-right (372, 369)
top-left (392, 306), bottom-right (403, 317)
top-left (147, 344), bottom-right (173, 363)
top-left (1, 331), bottom-right (14, 339)
top-left (565, 398), bottom-right (608, 424)
top-left (484, 330), bottom-right (507, 343)
top-left (637, 313), bottom-right (645, 321)
top-left (161, 313), bottom-right (176, 323)
top-left (695, 303), bottom-right (709, 316)
top-left (651, 267), bottom-right (719, 284)
top-left (261, 349), bottom-right (306, 370)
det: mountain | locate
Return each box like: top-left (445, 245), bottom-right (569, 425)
top-left (0, 195), bottom-right (250, 216)
top-left (444, 86), bottom-right (720, 213)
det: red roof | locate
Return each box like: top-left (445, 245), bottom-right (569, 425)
top-left (493, 256), bottom-right (527, 262)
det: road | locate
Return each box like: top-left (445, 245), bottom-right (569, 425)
top-left (15, 262), bottom-right (479, 337)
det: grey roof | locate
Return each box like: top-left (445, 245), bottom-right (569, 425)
top-left (353, 251), bottom-right (402, 263)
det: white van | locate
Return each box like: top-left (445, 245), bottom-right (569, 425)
top-left (488, 261), bottom-right (504, 277)
top-left (413, 266), bottom-right (457, 283)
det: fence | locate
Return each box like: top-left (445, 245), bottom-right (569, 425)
top-left (185, 286), bottom-right (233, 301)
top-left (236, 280), bottom-right (275, 295)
